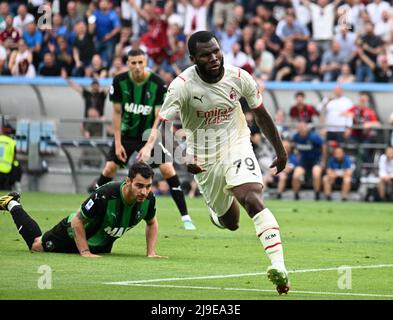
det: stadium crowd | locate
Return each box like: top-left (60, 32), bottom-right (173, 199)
top-left (0, 0), bottom-right (392, 201)
top-left (0, 0), bottom-right (392, 83)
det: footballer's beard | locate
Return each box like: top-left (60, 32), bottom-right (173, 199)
top-left (135, 190), bottom-right (148, 202)
top-left (131, 69), bottom-right (146, 82)
top-left (196, 57), bottom-right (224, 83)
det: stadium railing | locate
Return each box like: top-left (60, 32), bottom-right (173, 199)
top-left (1, 77), bottom-right (393, 193)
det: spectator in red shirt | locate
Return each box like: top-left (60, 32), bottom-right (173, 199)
top-left (0, 15), bottom-right (20, 54)
top-left (289, 91), bottom-right (320, 124)
top-left (130, 0), bottom-right (170, 68)
top-left (343, 91), bottom-right (380, 144)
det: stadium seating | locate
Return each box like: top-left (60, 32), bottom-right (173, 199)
top-left (2, 78), bottom-right (393, 193)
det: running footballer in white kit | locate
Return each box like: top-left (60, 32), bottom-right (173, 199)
top-left (159, 31), bottom-right (290, 294)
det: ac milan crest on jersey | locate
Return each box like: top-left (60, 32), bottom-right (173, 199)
top-left (229, 88), bottom-right (237, 101)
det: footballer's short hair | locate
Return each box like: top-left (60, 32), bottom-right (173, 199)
top-left (128, 161), bottom-right (154, 180)
top-left (188, 31), bottom-right (219, 56)
top-left (128, 48), bottom-right (146, 57)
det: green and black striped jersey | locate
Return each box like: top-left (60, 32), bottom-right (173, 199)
top-left (109, 71), bottom-right (167, 139)
top-left (66, 181), bottom-right (156, 252)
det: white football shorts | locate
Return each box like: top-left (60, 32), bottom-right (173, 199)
top-left (194, 139), bottom-right (264, 216)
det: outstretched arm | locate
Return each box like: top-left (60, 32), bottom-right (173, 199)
top-left (252, 105), bottom-right (288, 174)
top-left (65, 76), bottom-right (83, 94)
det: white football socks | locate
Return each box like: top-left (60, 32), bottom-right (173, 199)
top-left (181, 215), bottom-right (192, 222)
top-left (252, 208), bottom-right (286, 270)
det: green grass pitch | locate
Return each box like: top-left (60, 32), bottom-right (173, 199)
top-left (0, 192), bottom-right (392, 300)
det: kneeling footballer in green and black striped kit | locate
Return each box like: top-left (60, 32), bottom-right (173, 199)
top-left (0, 161), bottom-right (166, 258)
top-left (89, 48), bottom-right (196, 231)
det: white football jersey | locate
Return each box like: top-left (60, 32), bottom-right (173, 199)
top-left (159, 64), bottom-right (263, 164)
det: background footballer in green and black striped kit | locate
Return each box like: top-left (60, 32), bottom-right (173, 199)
top-left (107, 71), bottom-right (167, 166)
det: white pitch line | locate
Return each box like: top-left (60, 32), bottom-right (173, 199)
top-left (127, 283), bottom-right (393, 298)
top-left (104, 264), bottom-right (393, 285)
